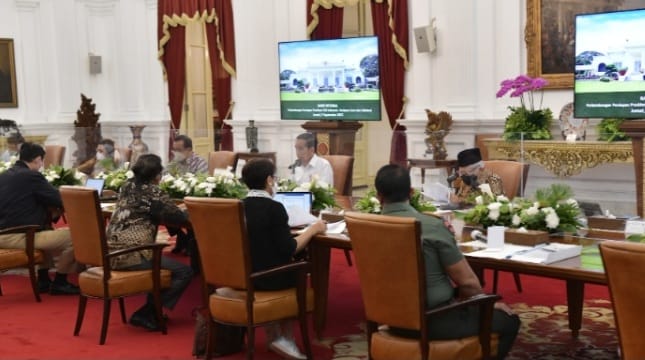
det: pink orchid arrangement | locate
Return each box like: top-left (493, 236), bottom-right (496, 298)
top-left (496, 75), bottom-right (548, 112)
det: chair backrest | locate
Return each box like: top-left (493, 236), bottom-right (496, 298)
top-left (345, 212), bottom-right (425, 330)
top-left (44, 145), bottom-right (66, 167)
top-left (600, 241), bottom-right (645, 359)
top-left (208, 151), bottom-right (236, 175)
top-left (184, 197), bottom-right (251, 289)
top-left (483, 160), bottom-right (530, 199)
top-left (59, 186), bottom-right (107, 267)
top-left (321, 155), bottom-right (354, 196)
top-left (116, 147), bottom-right (132, 164)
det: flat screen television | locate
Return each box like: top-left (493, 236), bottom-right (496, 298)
top-left (574, 8), bottom-right (645, 118)
top-left (278, 36), bottom-right (381, 121)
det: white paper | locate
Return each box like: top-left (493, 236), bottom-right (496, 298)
top-left (487, 226), bottom-right (505, 250)
top-left (625, 220), bottom-right (645, 236)
top-left (424, 182), bottom-right (451, 203)
top-left (283, 205), bottom-right (318, 227)
top-left (325, 221), bottom-right (346, 234)
top-left (478, 183), bottom-right (493, 197)
top-left (466, 244), bottom-right (532, 260)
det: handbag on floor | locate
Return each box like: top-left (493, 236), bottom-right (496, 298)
top-left (192, 307), bottom-right (246, 358)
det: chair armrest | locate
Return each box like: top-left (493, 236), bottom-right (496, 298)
top-left (424, 293), bottom-right (500, 318)
top-left (249, 261), bottom-right (309, 280)
top-left (0, 224), bottom-right (40, 236)
top-left (106, 243), bottom-right (169, 259)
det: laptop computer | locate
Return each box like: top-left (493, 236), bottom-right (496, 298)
top-left (273, 191), bottom-right (316, 227)
top-left (85, 178), bottom-right (105, 197)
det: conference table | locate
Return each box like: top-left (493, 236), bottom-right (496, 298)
top-left (309, 230), bottom-right (609, 339)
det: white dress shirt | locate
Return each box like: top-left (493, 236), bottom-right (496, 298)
top-left (293, 154), bottom-right (334, 186)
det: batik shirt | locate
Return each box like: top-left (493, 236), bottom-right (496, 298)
top-left (106, 180), bottom-right (188, 268)
top-left (167, 153), bottom-right (208, 175)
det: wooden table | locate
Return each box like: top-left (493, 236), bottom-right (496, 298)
top-left (309, 232), bottom-right (609, 339)
top-left (407, 158), bottom-right (458, 187)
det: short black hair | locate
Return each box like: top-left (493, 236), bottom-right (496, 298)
top-left (296, 132), bottom-right (316, 149)
top-left (375, 164), bottom-right (411, 203)
top-left (99, 138), bottom-right (115, 155)
top-left (173, 135), bottom-right (193, 150)
top-left (131, 154), bottom-right (163, 183)
top-left (241, 159), bottom-right (275, 190)
top-left (19, 142), bottom-right (46, 163)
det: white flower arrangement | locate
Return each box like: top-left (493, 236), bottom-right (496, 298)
top-left (159, 170), bottom-right (247, 199)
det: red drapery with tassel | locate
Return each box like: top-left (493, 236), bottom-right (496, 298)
top-left (157, 0), bottom-right (236, 150)
top-left (371, 0), bottom-right (409, 166)
top-left (306, 0), bottom-right (344, 39)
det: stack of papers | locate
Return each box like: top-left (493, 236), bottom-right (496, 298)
top-left (466, 243), bottom-right (582, 264)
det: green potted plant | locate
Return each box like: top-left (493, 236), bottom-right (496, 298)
top-left (597, 118), bottom-right (629, 142)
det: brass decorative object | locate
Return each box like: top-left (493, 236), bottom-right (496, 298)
top-left (424, 109), bottom-right (453, 160)
top-left (483, 138), bottom-right (632, 177)
top-left (72, 94), bottom-right (101, 168)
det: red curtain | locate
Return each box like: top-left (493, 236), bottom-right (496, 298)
top-left (371, 0), bottom-right (409, 166)
top-left (306, 0), bottom-right (344, 39)
top-left (158, 0), bottom-right (236, 150)
top-left (205, 1), bottom-right (236, 150)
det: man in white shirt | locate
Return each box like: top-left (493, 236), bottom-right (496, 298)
top-left (291, 132), bottom-right (333, 186)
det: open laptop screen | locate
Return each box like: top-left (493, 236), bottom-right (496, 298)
top-left (85, 178), bottom-right (105, 197)
top-left (273, 192), bottom-right (315, 227)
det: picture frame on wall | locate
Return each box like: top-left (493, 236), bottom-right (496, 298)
top-left (0, 38), bottom-right (18, 108)
top-left (525, 0), bottom-right (645, 89)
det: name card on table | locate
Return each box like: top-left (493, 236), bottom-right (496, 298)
top-left (625, 220), bottom-right (645, 237)
top-left (487, 226), bottom-right (505, 250)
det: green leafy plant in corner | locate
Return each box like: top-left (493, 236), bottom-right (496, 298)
top-left (597, 118), bottom-right (629, 142)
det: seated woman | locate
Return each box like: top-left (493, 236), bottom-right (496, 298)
top-left (450, 147), bottom-right (504, 205)
top-left (240, 159), bottom-right (326, 360)
top-left (106, 154), bottom-right (193, 331)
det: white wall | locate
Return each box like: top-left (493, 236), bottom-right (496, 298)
top-left (0, 0), bottom-right (635, 214)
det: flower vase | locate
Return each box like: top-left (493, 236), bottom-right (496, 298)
top-left (129, 125), bottom-right (149, 165)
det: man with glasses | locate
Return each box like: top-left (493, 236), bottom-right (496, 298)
top-left (290, 132), bottom-right (333, 186)
top-left (449, 147), bottom-right (504, 205)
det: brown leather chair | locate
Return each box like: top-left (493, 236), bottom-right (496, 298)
top-left (345, 212), bottom-right (500, 360)
top-left (0, 225), bottom-right (43, 302)
top-left (321, 155), bottom-right (355, 266)
top-left (483, 160), bottom-right (529, 200)
top-left (483, 160), bottom-right (530, 294)
top-left (207, 151), bottom-right (236, 175)
top-left (60, 186), bottom-right (171, 345)
top-left (600, 241), bottom-right (645, 359)
top-left (321, 155), bottom-right (354, 196)
top-left (44, 145), bottom-right (66, 167)
top-left (184, 197), bottom-right (313, 360)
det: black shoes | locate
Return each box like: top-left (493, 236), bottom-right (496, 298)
top-left (49, 281), bottom-right (80, 295)
top-left (38, 281), bottom-right (52, 293)
top-left (129, 304), bottom-right (167, 332)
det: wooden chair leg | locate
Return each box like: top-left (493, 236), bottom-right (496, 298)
top-left (99, 298), bottom-right (112, 345)
top-left (343, 249), bottom-right (353, 266)
top-left (205, 318), bottom-right (215, 360)
top-left (299, 313), bottom-right (312, 360)
top-left (74, 295), bottom-right (88, 336)
top-left (118, 298), bottom-right (127, 323)
top-left (513, 272), bottom-right (523, 292)
top-left (247, 326), bottom-right (255, 360)
top-left (0, 278), bottom-right (3, 296)
top-left (492, 270), bottom-right (499, 294)
top-left (27, 265), bottom-right (41, 302)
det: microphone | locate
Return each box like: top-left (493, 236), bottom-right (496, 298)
top-left (288, 159), bottom-right (301, 173)
top-left (470, 229), bottom-right (488, 243)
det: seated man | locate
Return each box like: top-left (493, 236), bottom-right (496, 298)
top-left (78, 138), bottom-right (123, 176)
top-left (375, 164), bottom-right (520, 359)
top-left (1, 132), bottom-right (24, 162)
top-left (450, 147), bottom-right (504, 205)
top-left (0, 142), bottom-right (80, 294)
top-left (167, 134), bottom-right (208, 175)
top-left (290, 132), bottom-right (333, 186)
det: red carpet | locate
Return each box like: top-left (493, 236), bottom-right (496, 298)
top-left (0, 249), bottom-right (616, 359)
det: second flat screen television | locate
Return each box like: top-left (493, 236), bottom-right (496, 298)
top-left (574, 8), bottom-right (645, 118)
top-left (278, 36), bottom-right (381, 121)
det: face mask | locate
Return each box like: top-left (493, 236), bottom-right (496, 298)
top-left (271, 181), bottom-right (279, 197)
top-left (461, 174), bottom-right (479, 187)
top-left (96, 152), bottom-right (105, 161)
top-left (173, 151), bottom-right (186, 162)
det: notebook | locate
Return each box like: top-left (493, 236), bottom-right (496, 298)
top-left (273, 191), bottom-right (316, 227)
